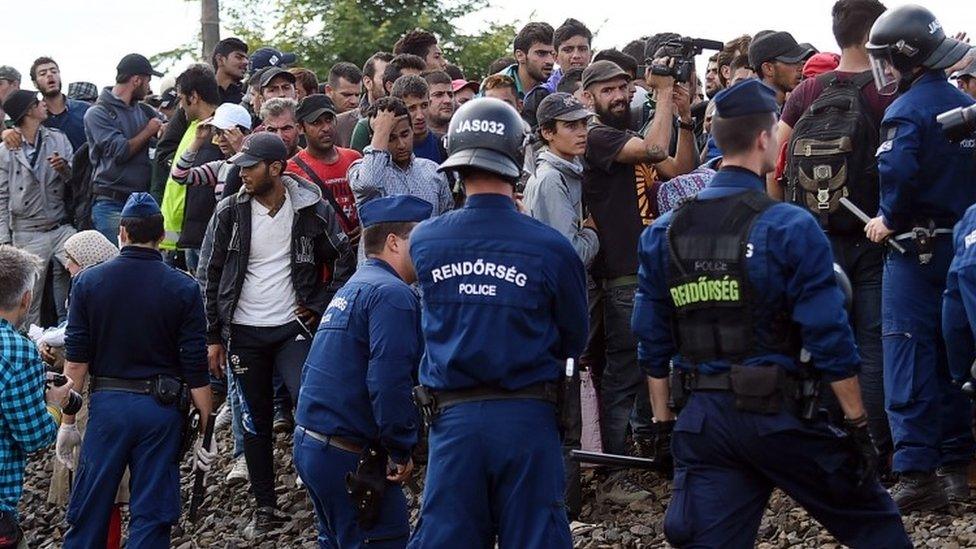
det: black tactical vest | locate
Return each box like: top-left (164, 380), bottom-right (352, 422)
top-left (666, 190), bottom-right (796, 363)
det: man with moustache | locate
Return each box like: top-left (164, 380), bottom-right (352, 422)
top-left (579, 60), bottom-right (680, 498)
top-left (29, 57), bottom-right (90, 150)
top-left (422, 70), bottom-right (455, 135)
top-left (749, 31), bottom-right (814, 107)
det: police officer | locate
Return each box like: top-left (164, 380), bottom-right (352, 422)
top-left (863, 5), bottom-right (976, 511)
top-left (59, 193), bottom-right (214, 548)
top-left (632, 80), bottom-right (911, 548)
top-left (293, 194), bottom-right (430, 549)
top-left (944, 205), bottom-right (976, 389)
top-left (407, 97), bottom-right (588, 547)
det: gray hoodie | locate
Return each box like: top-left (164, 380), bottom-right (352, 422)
top-left (83, 87), bottom-right (156, 197)
top-left (523, 149), bottom-right (599, 267)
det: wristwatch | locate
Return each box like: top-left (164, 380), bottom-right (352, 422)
top-left (678, 119), bottom-right (695, 132)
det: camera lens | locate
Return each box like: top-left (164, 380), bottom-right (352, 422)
top-left (937, 104), bottom-right (976, 142)
top-left (63, 391), bottom-right (83, 416)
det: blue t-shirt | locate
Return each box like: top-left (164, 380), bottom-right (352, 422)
top-left (413, 131), bottom-right (445, 163)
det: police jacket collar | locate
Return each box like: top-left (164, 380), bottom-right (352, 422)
top-left (364, 257), bottom-right (401, 280)
top-left (120, 245), bottom-right (164, 261)
top-left (708, 166), bottom-right (766, 191)
top-left (464, 193), bottom-right (516, 210)
top-left (914, 69), bottom-right (949, 88)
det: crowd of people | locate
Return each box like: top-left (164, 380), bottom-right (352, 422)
top-left (1, 0), bottom-right (976, 547)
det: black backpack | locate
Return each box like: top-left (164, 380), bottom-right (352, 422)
top-left (785, 71), bottom-right (879, 234)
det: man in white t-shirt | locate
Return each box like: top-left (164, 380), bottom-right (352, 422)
top-left (198, 132), bottom-right (353, 538)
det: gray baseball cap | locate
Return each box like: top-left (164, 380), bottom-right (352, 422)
top-left (0, 66), bottom-right (21, 83)
top-left (951, 55), bottom-right (976, 79)
top-left (536, 92), bottom-right (592, 126)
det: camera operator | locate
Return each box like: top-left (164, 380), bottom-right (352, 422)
top-left (0, 245), bottom-right (75, 548)
top-left (863, 5), bottom-right (976, 512)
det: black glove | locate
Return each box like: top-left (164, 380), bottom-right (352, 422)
top-left (651, 419), bottom-right (676, 475)
top-left (844, 416), bottom-right (878, 489)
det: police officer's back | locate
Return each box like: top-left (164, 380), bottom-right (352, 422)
top-left (61, 193), bottom-right (212, 549)
top-left (407, 98), bottom-right (588, 548)
top-left (632, 81), bottom-right (910, 548)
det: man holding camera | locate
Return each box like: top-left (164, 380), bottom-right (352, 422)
top-left (59, 193), bottom-right (213, 548)
top-left (0, 245), bottom-right (76, 548)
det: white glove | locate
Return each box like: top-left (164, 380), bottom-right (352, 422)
top-left (56, 424), bottom-right (81, 471)
top-left (192, 437), bottom-right (217, 475)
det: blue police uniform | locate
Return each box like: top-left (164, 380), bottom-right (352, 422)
top-left (63, 193), bottom-right (208, 549)
top-left (876, 69), bottom-right (976, 474)
top-left (407, 193), bottom-right (588, 548)
top-left (632, 80), bottom-right (910, 548)
top-left (944, 204), bottom-right (976, 384)
top-left (293, 196), bottom-right (429, 549)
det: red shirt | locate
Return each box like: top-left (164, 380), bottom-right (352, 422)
top-left (287, 147), bottom-right (362, 233)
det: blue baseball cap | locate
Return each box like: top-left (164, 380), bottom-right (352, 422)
top-left (712, 79), bottom-right (779, 118)
top-left (249, 47), bottom-right (297, 74)
top-left (359, 196), bottom-right (433, 228)
top-left (121, 192), bottom-right (161, 218)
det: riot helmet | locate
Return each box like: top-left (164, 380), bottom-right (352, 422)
top-left (439, 97), bottom-right (527, 182)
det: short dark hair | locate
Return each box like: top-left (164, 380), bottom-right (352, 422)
top-left (391, 74), bottom-right (429, 100)
top-left (364, 52), bottom-right (394, 79)
top-left (29, 56), bottom-right (58, 82)
top-left (211, 37), bottom-right (248, 69)
top-left (290, 68), bottom-right (319, 96)
top-left (553, 18), bottom-right (592, 50)
top-left (514, 22), bottom-right (554, 55)
top-left (644, 32), bottom-right (682, 60)
top-left (363, 222), bottom-right (415, 256)
top-left (593, 49), bottom-right (638, 79)
top-left (120, 214), bottom-right (165, 244)
top-left (394, 29), bottom-right (439, 59)
top-left (444, 63), bottom-right (464, 80)
top-left (329, 62), bottom-right (363, 86)
top-left (557, 68), bottom-right (584, 94)
top-left (383, 54), bottom-right (427, 87)
top-left (488, 56), bottom-right (517, 74)
top-left (622, 39), bottom-right (647, 64)
top-left (175, 64), bottom-right (221, 105)
top-left (422, 70), bottom-right (452, 87)
top-left (368, 96), bottom-right (409, 118)
top-left (116, 73), bottom-right (134, 84)
top-left (832, 0), bottom-right (887, 49)
top-left (717, 35), bottom-right (752, 75)
top-left (711, 112), bottom-right (776, 156)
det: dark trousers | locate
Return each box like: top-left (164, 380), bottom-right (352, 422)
top-left (829, 235), bottom-right (891, 454)
top-left (599, 282), bottom-right (652, 455)
top-left (664, 392), bottom-right (910, 549)
top-left (228, 321), bottom-right (312, 508)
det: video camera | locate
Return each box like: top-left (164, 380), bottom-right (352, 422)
top-left (937, 103), bottom-right (976, 143)
top-left (46, 373), bottom-right (82, 415)
top-left (648, 37), bottom-right (725, 84)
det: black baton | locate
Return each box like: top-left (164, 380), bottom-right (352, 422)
top-left (838, 197), bottom-right (907, 254)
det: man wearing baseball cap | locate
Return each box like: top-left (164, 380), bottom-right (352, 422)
top-left (452, 79), bottom-right (479, 107)
top-left (952, 57), bottom-right (976, 99)
top-left (201, 130), bottom-right (352, 538)
top-left (249, 47), bottom-right (297, 75)
top-left (84, 53), bottom-right (165, 244)
top-left (749, 31), bottom-right (816, 105)
top-left (0, 66), bottom-right (21, 128)
top-left (288, 94), bottom-right (363, 236)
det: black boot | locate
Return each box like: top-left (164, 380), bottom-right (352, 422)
top-left (244, 506), bottom-right (288, 539)
top-left (889, 471), bottom-right (949, 513)
top-left (937, 463), bottom-right (971, 502)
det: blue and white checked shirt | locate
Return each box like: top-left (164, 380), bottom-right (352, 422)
top-left (348, 147), bottom-right (455, 216)
top-left (0, 318), bottom-right (57, 515)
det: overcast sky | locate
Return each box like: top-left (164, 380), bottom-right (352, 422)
top-left (2, 0), bottom-right (971, 91)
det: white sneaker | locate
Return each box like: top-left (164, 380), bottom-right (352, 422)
top-left (227, 456), bottom-right (249, 485)
top-left (296, 473), bottom-right (305, 488)
top-left (214, 403), bottom-right (232, 431)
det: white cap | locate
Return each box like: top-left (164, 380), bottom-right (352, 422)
top-left (207, 103), bottom-right (252, 131)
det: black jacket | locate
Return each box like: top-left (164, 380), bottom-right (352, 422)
top-left (197, 174), bottom-right (354, 343)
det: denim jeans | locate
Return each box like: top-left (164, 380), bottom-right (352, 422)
top-left (600, 282), bottom-right (651, 455)
top-left (91, 198), bottom-right (125, 246)
top-left (227, 367), bottom-right (245, 459)
top-left (830, 235), bottom-right (890, 454)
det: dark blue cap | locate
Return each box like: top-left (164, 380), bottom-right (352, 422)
top-left (359, 196), bottom-right (433, 228)
top-left (121, 192), bottom-right (161, 218)
top-left (249, 47), bottom-right (297, 73)
top-left (712, 79), bottom-right (779, 118)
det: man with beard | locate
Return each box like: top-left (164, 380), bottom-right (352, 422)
top-left (579, 59), bottom-right (681, 501)
top-left (288, 94), bottom-right (363, 240)
top-left (324, 62), bottom-right (362, 114)
top-left (423, 70), bottom-right (454, 135)
top-left (84, 54), bottom-right (164, 244)
top-left (336, 52), bottom-right (393, 148)
top-left (0, 66), bottom-right (20, 128)
top-left (749, 31), bottom-right (814, 106)
top-left (29, 57), bottom-right (89, 150)
top-left (213, 38), bottom-right (249, 105)
top-left (704, 54), bottom-right (725, 99)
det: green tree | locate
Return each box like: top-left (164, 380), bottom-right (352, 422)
top-left (223, 0), bottom-right (516, 80)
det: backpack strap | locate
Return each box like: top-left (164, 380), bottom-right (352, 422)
top-left (291, 156), bottom-right (354, 228)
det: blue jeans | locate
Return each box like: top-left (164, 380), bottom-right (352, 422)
top-left (227, 367), bottom-right (245, 459)
top-left (91, 198), bottom-right (125, 246)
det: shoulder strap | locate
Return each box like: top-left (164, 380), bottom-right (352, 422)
top-left (851, 70), bottom-right (876, 90)
top-left (291, 156), bottom-right (353, 227)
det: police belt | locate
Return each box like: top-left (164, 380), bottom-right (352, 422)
top-left (296, 425), bottom-right (366, 454)
top-left (91, 376), bottom-right (155, 394)
top-left (893, 228), bottom-right (953, 242)
top-left (433, 382), bottom-right (559, 409)
top-left (686, 371), bottom-right (734, 391)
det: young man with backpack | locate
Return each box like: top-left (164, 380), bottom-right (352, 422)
top-left (773, 0), bottom-right (893, 472)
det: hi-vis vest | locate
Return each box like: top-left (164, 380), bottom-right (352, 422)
top-left (666, 190), bottom-right (796, 363)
